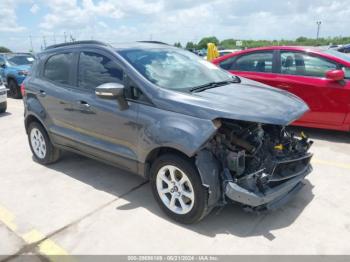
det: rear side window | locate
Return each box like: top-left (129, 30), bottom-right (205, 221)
top-left (44, 53), bottom-right (74, 85)
top-left (233, 52), bottom-right (273, 73)
top-left (280, 51), bottom-right (337, 78)
top-left (78, 52), bottom-right (123, 90)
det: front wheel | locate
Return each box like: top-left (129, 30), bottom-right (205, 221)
top-left (27, 122), bottom-right (61, 165)
top-left (150, 154), bottom-right (210, 224)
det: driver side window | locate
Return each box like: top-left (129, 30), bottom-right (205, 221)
top-left (280, 51), bottom-right (337, 78)
top-left (78, 51), bottom-right (123, 90)
top-left (124, 76), bottom-right (150, 103)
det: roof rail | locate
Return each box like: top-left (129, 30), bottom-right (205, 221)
top-left (137, 41), bottom-right (169, 45)
top-left (45, 40), bottom-right (109, 50)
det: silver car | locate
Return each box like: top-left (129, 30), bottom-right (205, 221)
top-left (0, 76), bottom-right (7, 113)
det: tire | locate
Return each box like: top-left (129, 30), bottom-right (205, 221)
top-left (150, 154), bottom-right (210, 224)
top-left (8, 79), bottom-right (22, 99)
top-left (0, 101), bottom-right (6, 113)
top-left (27, 121), bottom-right (61, 165)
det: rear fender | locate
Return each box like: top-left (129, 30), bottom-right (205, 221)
top-left (25, 97), bottom-right (50, 132)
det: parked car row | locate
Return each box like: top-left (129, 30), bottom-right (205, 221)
top-left (0, 76), bottom-right (7, 113)
top-left (337, 44), bottom-right (350, 54)
top-left (0, 52), bottom-right (35, 99)
top-left (213, 46), bottom-right (350, 131)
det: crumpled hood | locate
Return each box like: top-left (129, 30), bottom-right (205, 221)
top-left (156, 77), bottom-right (309, 126)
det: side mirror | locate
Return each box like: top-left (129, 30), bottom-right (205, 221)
top-left (95, 83), bottom-right (129, 110)
top-left (325, 69), bottom-right (345, 81)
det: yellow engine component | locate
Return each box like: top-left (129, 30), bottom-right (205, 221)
top-left (274, 144), bottom-right (284, 151)
top-left (301, 131), bottom-right (308, 139)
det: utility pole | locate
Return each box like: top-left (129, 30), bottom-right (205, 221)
top-left (316, 21), bottom-right (322, 39)
top-left (29, 34), bottom-right (34, 52)
top-left (43, 35), bottom-right (47, 49)
top-left (64, 32), bottom-right (67, 43)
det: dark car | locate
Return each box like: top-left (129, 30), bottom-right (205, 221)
top-left (0, 53), bottom-right (35, 98)
top-left (337, 44), bottom-right (350, 54)
top-left (23, 41), bottom-right (313, 224)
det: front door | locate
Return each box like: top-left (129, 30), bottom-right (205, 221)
top-left (67, 50), bottom-right (139, 173)
top-left (275, 51), bottom-right (350, 127)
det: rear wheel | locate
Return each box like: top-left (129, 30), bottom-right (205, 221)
top-left (8, 79), bottom-right (22, 99)
top-left (27, 122), bottom-right (61, 165)
top-left (0, 102), bottom-right (6, 113)
top-left (150, 154), bottom-right (210, 224)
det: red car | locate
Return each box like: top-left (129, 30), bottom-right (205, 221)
top-left (213, 46), bottom-right (350, 131)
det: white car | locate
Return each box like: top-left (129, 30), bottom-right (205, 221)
top-left (0, 77), bottom-right (7, 113)
top-left (218, 49), bottom-right (241, 57)
top-left (204, 49), bottom-right (241, 60)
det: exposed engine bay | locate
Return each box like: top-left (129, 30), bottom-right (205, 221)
top-left (204, 119), bottom-right (313, 209)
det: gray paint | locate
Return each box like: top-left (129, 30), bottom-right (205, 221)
top-left (23, 42), bottom-right (311, 209)
top-left (225, 165), bottom-right (312, 207)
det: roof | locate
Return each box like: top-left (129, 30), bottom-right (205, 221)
top-left (44, 40), bottom-right (171, 52)
top-left (0, 52), bottom-right (33, 56)
top-left (212, 45), bottom-right (350, 65)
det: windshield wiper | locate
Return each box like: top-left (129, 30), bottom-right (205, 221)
top-left (189, 76), bottom-right (240, 93)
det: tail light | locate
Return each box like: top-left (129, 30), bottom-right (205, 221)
top-left (20, 83), bottom-right (26, 97)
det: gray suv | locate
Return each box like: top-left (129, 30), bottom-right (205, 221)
top-left (23, 41), bottom-right (313, 224)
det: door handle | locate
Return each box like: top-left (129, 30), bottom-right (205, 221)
top-left (38, 90), bottom-right (46, 97)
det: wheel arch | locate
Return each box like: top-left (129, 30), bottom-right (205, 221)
top-left (143, 146), bottom-right (193, 179)
top-left (25, 113), bottom-right (48, 134)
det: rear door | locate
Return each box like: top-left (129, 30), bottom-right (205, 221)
top-left (219, 50), bottom-right (281, 88)
top-left (36, 51), bottom-right (79, 133)
top-left (275, 50), bottom-right (350, 127)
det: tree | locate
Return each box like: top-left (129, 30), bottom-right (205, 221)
top-left (185, 41), bottom-right (196, 50)
top-left (0, 46), bottom-right (11, 53)
top-left (174, 42), bottom-right (182, 48)
top-left (220, 39), bottom-right (236, 49)
top-left (197, 36), bottom-right (219, 49)
top-left (296, 36), bottom-right (308, 43)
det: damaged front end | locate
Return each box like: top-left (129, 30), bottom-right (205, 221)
top-left (199, 119), bottom-right (313, 211)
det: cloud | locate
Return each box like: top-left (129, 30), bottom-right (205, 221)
top-left (39, 0), bottom-right (123, 30)
top-left (0, 0), bottom-right (26, 32)
top-left (30, 3), bottom-right (40, 14)
top-left (37, 0), bottom-right (350, 44)
top-left (2, 0), bottom-right (350, 51)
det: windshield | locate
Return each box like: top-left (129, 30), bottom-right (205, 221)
top-left (6, 55), bottom-right (35, 66)
top-left (323, 49), bottom-right (350, 63)
top-left (119, 48), bottom-right (234, 90)
top-left (323, 49), bottom-right (350, 79)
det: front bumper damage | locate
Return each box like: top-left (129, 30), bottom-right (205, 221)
top-left (224, 153), bottom-right (313, 210)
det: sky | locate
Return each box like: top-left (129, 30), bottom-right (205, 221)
top-left (0, 0), bottom-right (350, 52)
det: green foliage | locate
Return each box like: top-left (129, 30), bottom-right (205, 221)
top-left (0, 46), bottom-right (11, 53)
top-left (184, 36), bottom-right (350, 51)
top-left (185, 41), bottom-right (196, 50)
top-left (197, 36), bottom-right (219, 49)
top-left (174, 42), bottom-right (182, 48)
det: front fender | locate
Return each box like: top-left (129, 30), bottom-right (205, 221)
top-left (138, 106), bottom-right (218, 162)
